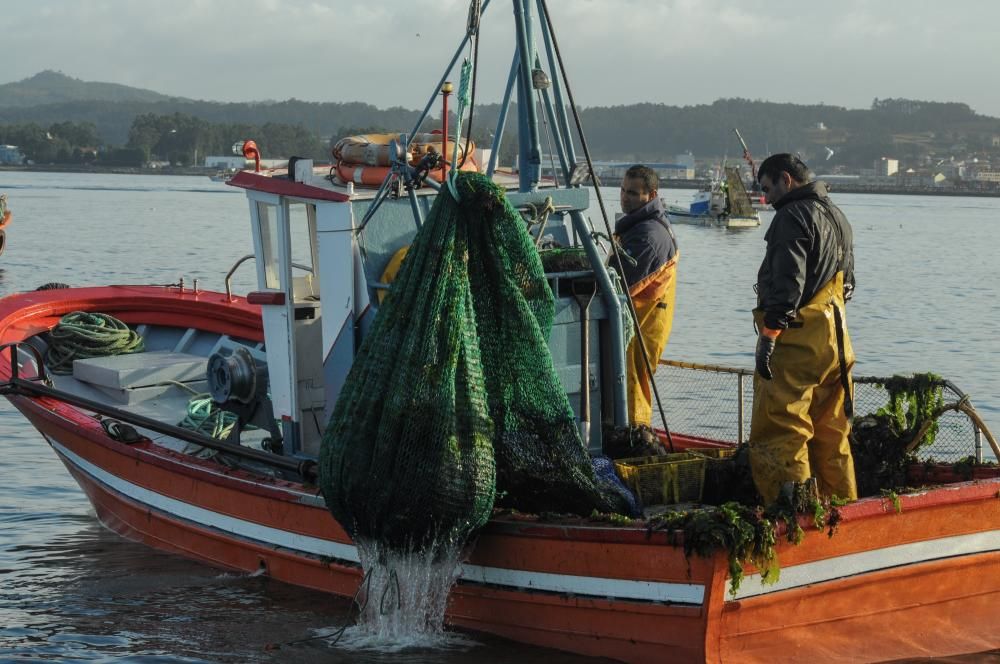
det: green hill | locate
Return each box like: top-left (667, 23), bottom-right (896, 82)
top-left (1, 72), bottom-right (998, 170)
top-left (0, 70), bottom-right (184, 108)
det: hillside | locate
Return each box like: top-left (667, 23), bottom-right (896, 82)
top-left (0, 71), bottom-right (184, 108)
top-left (1, 73), bottom-right (998, 170)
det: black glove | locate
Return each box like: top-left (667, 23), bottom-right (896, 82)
top-left (755, 332), bottom-right (777, 380)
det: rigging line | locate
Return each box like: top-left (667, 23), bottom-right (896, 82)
top-left (538, 0), bottom-right (674, 452)
top-left (458, 12), bottom-right (481, 170)
top-left (536, 88), bottom-right (560, 188)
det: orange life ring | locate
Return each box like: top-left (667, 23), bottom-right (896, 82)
top-left (336, 157), bottom-right (479, 187)
top-left (0, 211), bottom-right (11, 230)
top-left (333, 133), bottom-right (475, 167)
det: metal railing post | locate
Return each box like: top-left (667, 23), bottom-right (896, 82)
top-left (738, 373), bottom-right (746, 443)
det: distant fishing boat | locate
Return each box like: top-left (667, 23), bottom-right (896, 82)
top-left (733, 126), bottom-right (770, 211)
top-left (208, 169), bottom-right (235, 183)
top-left (0, 193), bottom-right (12, 255)
top-left (669, 165), bottom-right (761, 228)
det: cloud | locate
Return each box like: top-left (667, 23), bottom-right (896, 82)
top-left (2, 0), bottom-right (998, 116)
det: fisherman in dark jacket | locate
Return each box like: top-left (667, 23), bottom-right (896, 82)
top-left (615, 165), bottom-right (679, 428)
top-left (749, 153), bottom-right (858, 504)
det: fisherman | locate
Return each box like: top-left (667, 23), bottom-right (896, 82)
top-left (750, 153), bottom-right (858, 504)
top-left (614, 165), bottom-right (679, 435)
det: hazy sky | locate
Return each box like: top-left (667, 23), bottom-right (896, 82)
top-left (5, 0), bottom-right (998, 116)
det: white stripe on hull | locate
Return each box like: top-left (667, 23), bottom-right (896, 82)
top-left (734, 529), bottom-right (1000, 599)
top-left (51, 439), bottom-right (705, 605)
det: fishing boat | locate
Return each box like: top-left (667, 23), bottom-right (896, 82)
top-left (733, 126), bottom-right (770, 212)
top-left (1, 3), bottom-right (1000, 663)
top-left (208, 169), bottom-right (236, 183)
top-left (0, 193), bottom-right (11, 255)
top-left (668, 166), bottom-right (760, 229)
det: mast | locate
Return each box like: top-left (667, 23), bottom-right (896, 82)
top-left (732, 127), bottom-right (756, 182)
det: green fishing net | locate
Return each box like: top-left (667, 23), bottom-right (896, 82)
top-left (319, 172), bottom-right (628, 555)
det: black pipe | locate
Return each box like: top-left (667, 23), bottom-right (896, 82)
top-left (0, 377), bottom-right (317, 483)
top-left (572, 278), bottom-right (596, 445)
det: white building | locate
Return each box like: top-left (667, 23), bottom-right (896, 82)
top-left (875, 157), bottom-right (899, 177)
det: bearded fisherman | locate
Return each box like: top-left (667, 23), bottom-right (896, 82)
top-left (751, 153), bottom-right (858, 504)
top-left (614, 165), bottom-right (679, 438)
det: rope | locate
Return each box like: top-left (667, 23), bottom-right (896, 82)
top-left (447, 57), bottom-right (474, 201)
top-left (263, 567), bottom-right (374, 651)
top-left (178, 394), bottom-right (238, 440)
top-left (457, 0), bottom-right (482, 171)
top-left (44, 312), bottom-right (144, 375)
top-left (538, 0), bottom-right (675, 451)
top-left (526, 196), bottom-right (555, 248)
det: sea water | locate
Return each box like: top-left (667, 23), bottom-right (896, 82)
top-left (0, 171), bottom-right (997, 662)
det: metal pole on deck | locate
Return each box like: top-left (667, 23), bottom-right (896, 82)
top-left (408, 0), bottom-right (493, 140)
top-left (535, 54), bottom-right (571, 183)
top-left (488, 52), bottom-right (520, 178)
top-left (513, 0), bottom-right (541, 192)
top-left (535, 0), bottom-right (577, 167)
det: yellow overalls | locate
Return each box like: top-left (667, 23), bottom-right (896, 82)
top-left (625, 254), bottom-right (679, 426)
top-left (749, 272), bottom-right (858, 504)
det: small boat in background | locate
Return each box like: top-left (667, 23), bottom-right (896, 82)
top-left (668, 166), bottom-right (760, 228)
top-left (733, 127), bottom-right (770, 212)
top-left (208, 169), bottom-right (236, 183)
top-left (0, 193), bottom-right (12, 255)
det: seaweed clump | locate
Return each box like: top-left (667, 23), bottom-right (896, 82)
top-left (850, 373), bottom-right (944, 497)
top-left (646, 482), bottom-right (842, 596)
top-left (700, 444), bottom-right (760, 506)
top-left (539, 247), bottom-right (590, 273)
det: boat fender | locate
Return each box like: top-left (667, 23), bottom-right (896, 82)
top-left (101, 418), bottom-right (143, 444)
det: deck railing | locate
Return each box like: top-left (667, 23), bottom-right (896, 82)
top-left (652, 359), bottom-right (997, 463)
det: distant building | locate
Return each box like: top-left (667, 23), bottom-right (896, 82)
top-left (875, 157), bottom-right (899, 177)
top-left (589, 161), bottom-right (695, 180)
top-left (898, 168), bottom-right (936, 187)
top-left (971, 167), bottom-right (1000, 183)
top-left (204, 156), bottom-right (252, 170)
top-left (674, 153), bottom-right (696, 169)
top-left (0, 144), bottom-right (24, 165)
top-left (991, 135), bottom-right (1000, 148)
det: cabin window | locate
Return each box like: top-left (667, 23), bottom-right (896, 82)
top-left (256, 202), bottom-right (283, 290)
top-left (287, 203), bottom-right (315, 273)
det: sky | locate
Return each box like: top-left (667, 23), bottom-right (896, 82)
top-left (5, 0), bottom-right (999, 117)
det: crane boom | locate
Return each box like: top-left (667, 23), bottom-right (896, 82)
top-left (732, 127), bottom-right (756, 181)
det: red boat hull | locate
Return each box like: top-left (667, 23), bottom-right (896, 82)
top-left (4, 287), bottom-right (1000, 663)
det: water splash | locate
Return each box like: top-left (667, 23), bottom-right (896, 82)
top-left (331, 537), bottom-right (473, 652)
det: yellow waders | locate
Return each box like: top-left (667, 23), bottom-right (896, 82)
top-left (626, 254), bottom-right (679, 426)
top-left (749, 272), bottom-right (858, 504)
top-left (378, 245), bottom-right (410, 304)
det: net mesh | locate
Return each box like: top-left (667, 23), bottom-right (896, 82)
top-left (651, 360), bottom-right (993, 463)
top-left (319, 172), bottom-right (628, 555)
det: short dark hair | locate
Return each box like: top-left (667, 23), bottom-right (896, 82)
top-left (757, 153), bottom-right (812, 184)
top-left (624, 164), bottom-right (658, 193)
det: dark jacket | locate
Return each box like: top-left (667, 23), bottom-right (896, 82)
top-left (756, 181), bottom-right (854, 330)
top-left (614, 197), bottom-right (677, 287)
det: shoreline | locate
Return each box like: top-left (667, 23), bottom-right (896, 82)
top-left (601, 176), bottom-right (1000, 198)
top-left (3, 165), bottom-right (1000, 199)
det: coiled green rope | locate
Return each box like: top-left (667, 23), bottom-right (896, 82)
top-left (178, 394), bottom-right (238, 440)
top-left (45, 311), bottom-right (145, 375)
